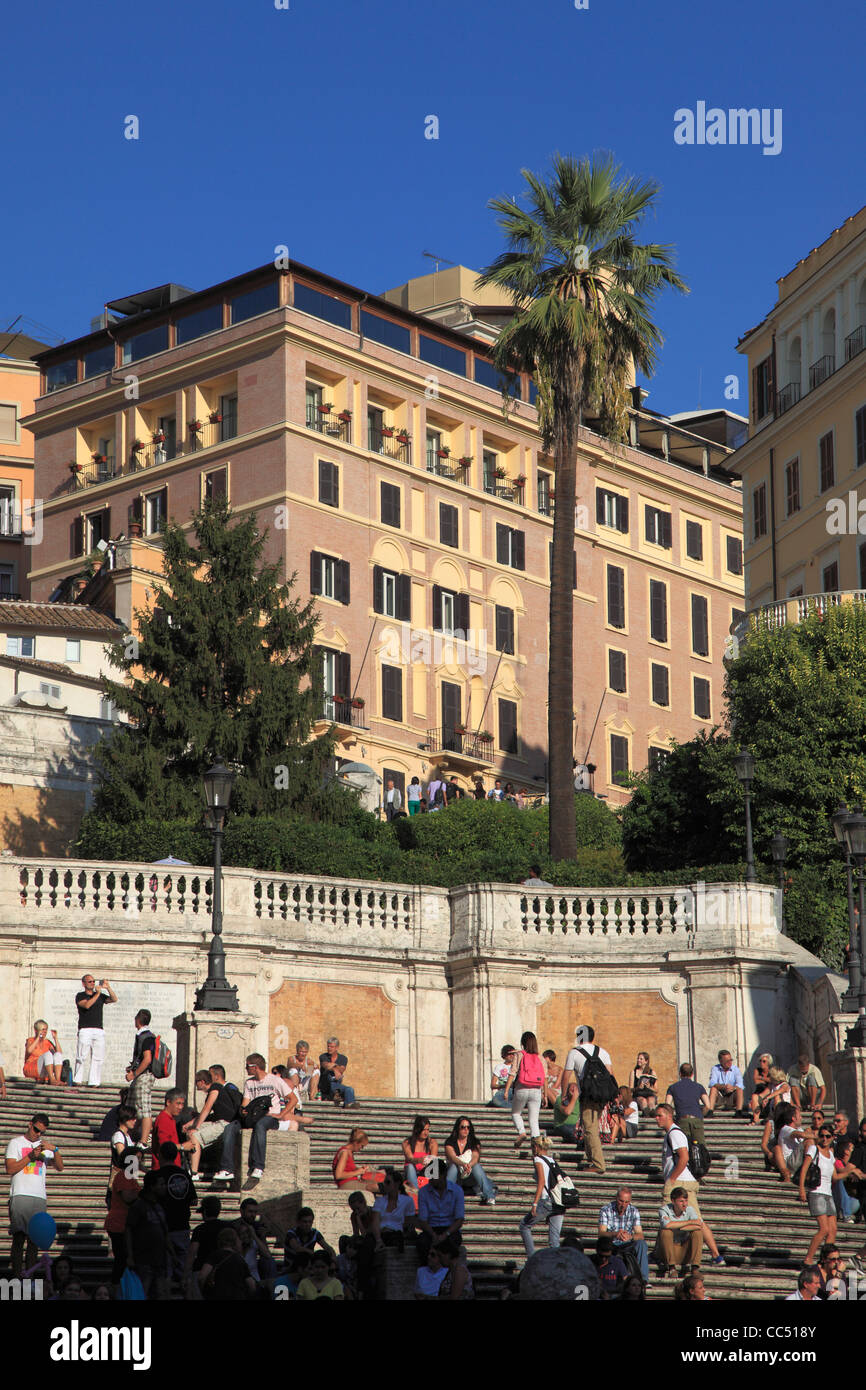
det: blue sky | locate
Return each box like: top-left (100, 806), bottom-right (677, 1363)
top-left (2, 0), bottom-right (862, 415)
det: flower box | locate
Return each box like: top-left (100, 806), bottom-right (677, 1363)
top-left (209, 412), bottom-right (222, 424)
top-left (152, 432), bottom-right (166, 445)
top-left (189, 420), bottom-right (202, 433)
top-left (131, 439), bottom-right (144, 452)
top-left (351, 697), bottom-right (365, 709)
top-left (515, 474), bottom-right (527, 484)
top-left (92, 453), bottom-right (106, 465)
top-left (318, 403), bottom-right (332, 414)
top-left (69, 461), bottom-right (83, 473)
top-left (381, 426), bottom-right (394, 438)
top-left (337, 410), bottom-right (352, 422)
top-left (458, 456), bottom-right (472, 467)
top-left (453, 725), bottom-right (468, 735)
top-left (396, 432), bottom-right (411, 444)
top-left (478, 730), bottom-right (493, 743)
top-left (436, 449), bottom-right (451, 459)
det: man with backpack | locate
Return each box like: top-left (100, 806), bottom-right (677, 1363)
top-left (561, 1026), bottom-right (617, 1175)
top-left (126, 1009), bottom-right (156, 1153)
top-left (656, 1103), bottom-right (702, 1214)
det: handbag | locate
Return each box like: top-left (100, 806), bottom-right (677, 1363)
top-left (241, 1095), bottom-right (273, 1129)
top-left (119, 1268), bottom-right (146, 1301)
top-left (803, 1152), bottom-right (822, 1191)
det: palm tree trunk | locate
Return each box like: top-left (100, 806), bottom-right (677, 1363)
top-left (549, 411), bottom-right (579, 861)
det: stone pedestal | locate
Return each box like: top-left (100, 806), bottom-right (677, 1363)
top-left (829, 1044), bottom-right (866, 1118)
top-left (173, 1009), bottom-right (258, 1095)
top-left (381, 1248), bottom-right (420, 1300)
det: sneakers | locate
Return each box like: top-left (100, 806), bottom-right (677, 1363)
top-left (190, 1172), bottom-right (203, 1182)
top-left (249, 1168), bottom-right (264, 1179)
top-left (711, 1255), bottom-right (726, 1266)
top-left (213, 1170), bottom-right (234, 1182)
top-left (480, 1197), bottom-right (496, 1206)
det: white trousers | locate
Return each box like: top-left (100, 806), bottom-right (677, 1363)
top-left (37, 1052), bottom-right (65, 1076)
top-left (73, 1028), bottom-right (105, 1085)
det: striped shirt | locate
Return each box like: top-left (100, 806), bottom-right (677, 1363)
top-left (598, 1201), bottom-right (642, 1236)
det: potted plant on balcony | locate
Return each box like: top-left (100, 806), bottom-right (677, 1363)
top-left (396, 430), bottom-right (410, 444)
top-left (209, 411), bottom-right (222, 424)
top-left (515, 473), bottom-right (527, 484)
top-left (129, 519), bottom-right (142, 538)
top-left (337, 409), bottom-right (352, 422)
top-left (458, 456), bottom-right (472, 468)
top-left (189, 420), bottom-right (202, 434)
top-left (92, 452), bottom-right (107, 465)
top-left (453, 723), bottom-right (467, 735)
top-left (380, 425), bottom-right (394, 438)
top-left (351, 697), bottom-right (365, 709)
top-left (152, 431), bottom-right (166, 445)
top-left (436, 446), bottom-right (451, 459)
top-left (494, 466), bottom-right (507, 479)
top-left (477, 729), bottom-right (493, 744)
top-left (318, 403), bottom-right (332, 414)
top-left (131, 439), bottom-right (144, 452)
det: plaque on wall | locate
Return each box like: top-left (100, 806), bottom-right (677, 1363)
top-left (40, 979), bottom-right (186, 1088)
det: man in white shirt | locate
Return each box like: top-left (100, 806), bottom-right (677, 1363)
top-left (561, 1026), bottom-right (613, 1176)
top-left (384, 779), bottom-right (403, 820)
top-left (522, 864), bottom-right (554, 888)
top-left (774, 1108), bottom-right (807, 1182)
top-left (213, 1054), bottom-right (293, 1183)
top-left (5, 1112), bottom-right (63, 1276)
top-left (786, 1266), bottom-right (822, 1300)
top-left (656, 1103), bottom-right (701, 1213)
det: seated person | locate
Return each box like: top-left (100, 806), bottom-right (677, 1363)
top-left (284, 1206), bottom-right (336, 1263)
top-left (437, 1233), bottom-right (474, 1300)
top-left (488, 1044), bottom-right (517, 1109)
top-left (623, 1089), bottom-right (640, 1139)
top-left (833, 1139), bottom-right (864, 1222)
top-left (332, 1128), bottom-right (381, 1192)
top-left (296, 1251), bottom-right (344, 1300)
top-left (443, 1116), bottom-right (496, 1203)
top-left (788, 1055), bottom-right (826, 1110)
top-left (628, 1052), bottom-right (658, 1115)
top-left (288, 1041), bottom-right (320, 1101)
top-left (232, 1198), bottom-right (278, 1283)
top-left (607, 1087), bottom-right (635, 1144)
top-left (24, 1020), bottom-right (66, 1085)
top-left (706, 1049), bottom-right (745, 1114)
top-left (592, 1236), bottom-right (628, 1299)
top-left (543, 1081), bottom-right (581, 1143)
top-left (542, 1050), bottom-right (562, 1107)
top-left (598, 1185), bottom-right (649, 1282)
top-left (199, 1227), bottom-right (258, 1301)
top-left (401, 1114), bottom-right (438, 1190)
top-left (275, 1070), bottom-right (314, 1131)
top-left (372, 1168), bottom-right (416, 1246)
top-left (656, 1187), bottom-right (725, 1276)
top-left (414, 1246), bottom-right (448, 1299)
top-left (755, 1067), bottom-right (793, 1125)
top-left (748, 1053), bottom-right (774, 1122)
top-left (317, 1037), bottom-right (357, 1108)
top-left (415, 1159), bottom-right (465, 1264)
top-left (182, 1070), bottom-right (239, 1178)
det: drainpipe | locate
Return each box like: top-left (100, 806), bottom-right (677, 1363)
top-left (768, 446), bottom-right (778, 601)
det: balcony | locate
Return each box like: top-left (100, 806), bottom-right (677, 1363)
top-left (320, 695), bottom-right (368, 729)
top-left (423, 726), bottom-right (496, 768)
top-left (735, 590), bottom-right (866, 645)
top-left (426, 455), bottom-right (469, 483)
top-left (775, 382), bottom-right (801, 416)
top-left (68, 420), bottom-right (237, 492)
top-left (484, 477), bottom-right (526, 505)
top-left (368, 427), bottom-right (411, 465)
top-left (845, 325), bottom-right (866, 363)
top-left (808, 355), bottom-right (835, 390)
top-left (306, 405), bottom-right (351, 442)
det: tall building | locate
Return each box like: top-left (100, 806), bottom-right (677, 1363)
top-left (24, 261), bottom-right (743, 806)
top-left (0, 339), bottom-right (40, 599)
top-left (728, 206), bottom-right (866, 620)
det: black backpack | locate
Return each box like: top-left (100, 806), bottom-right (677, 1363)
top-left (578, 1047), bottom-right (619, 1105)
top-left (666, 1127), bottom-right (712, 1180)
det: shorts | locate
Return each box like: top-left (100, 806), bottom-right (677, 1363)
top-left (9, 1195), bottom-right (47, 1235)
top-left (190, 1119), bottom-right (227, 1147)
top-left (129, 1070), bottom-right (155, 1119)
top-left (808, 1192), bottom-right (835, 1218)
top-left (626, 1122), bottom-right (639, 1139)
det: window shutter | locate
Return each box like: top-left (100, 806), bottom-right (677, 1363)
top-left (381, 482), bottom-right (400, 527)
top-left (128, 497), bottom-right (143, 527)
top-left (373, 565), bottom-right (384, 613)
top-left (440, 503), bottom-right (458, 548)
top-left (650, 580), bottom-right (667, 642)
top-left (71, 516), bottom-right (84, 557)
top-left (338, 559), bottom-right (350, 606)
top-left (596, 489), bottom-right (605, 525)
top-left (573, 550), bottom-right (577, 590)
top-left (644, 507), bottom-right (653, 543)
top-left (432, 584), bottom-right (443, 631)
top-left (662, 512), bottom-right (671, 548)
top-left (382, 665), bottom-right (402, 721)
top-left (397, 574), bottom-right (411, 621)
top-left (310, 551), bottom-right (322, 595)
top-left (495, 605), bottom-right (514, 654)
top-left (607, 566), bottom-right (624, 628)
top-left (619, 498), bottom-right (629, 534)
top-left (498, 698), bottom-right (518, 754)
top-left (512, 530), bottom-right (525, 570)
top-left (496, 524), bottom-right (508, 565)
top-left (336, 652), bottom-right (351, 698)
top-left (692, 595), bottom-right (708, 655)
top-left (456, 593), bottom-right (470, 636)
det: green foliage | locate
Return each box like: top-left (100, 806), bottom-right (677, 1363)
top-left (621, 732), bottom-right (741, 870)
top-left (782, 863), bottom-right (849, 971)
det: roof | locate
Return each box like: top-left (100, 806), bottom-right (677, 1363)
top-left (0, 601), bottom-right (122, 634)
top-left (0, 656), bottom-right (73, 677)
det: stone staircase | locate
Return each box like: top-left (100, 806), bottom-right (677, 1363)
top-left (1, 1080), bottom-right (862, 1299)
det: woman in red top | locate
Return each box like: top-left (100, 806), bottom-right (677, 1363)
top-left (401, 1115), bottom-right (438, 1191)
top-left (332, 1127), bottom-right (379, 1192)
top-left (24, 1020), bottom-right (65, 1084)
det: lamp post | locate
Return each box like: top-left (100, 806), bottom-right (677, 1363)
top-left (194, 759), bottom-right (239, 1011)
top-left (839, 806), bottom-right (866, 1045)
top-left (832, 803), bottom-right (859, 1012)
top-left (733, 748), bottom-right (757, 883)
top-left (770, 833), bottom-right (787, 932)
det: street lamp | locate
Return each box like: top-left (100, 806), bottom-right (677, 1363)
top-left (832, 803), bottom-right (859, 1012)
top-left (194, 759), bottom-right (239, 1011)
top-left (733, 748), bottom-right (757, 883)
top-left (770, 833), bottom-right (787, 933)
top-left (839, 806), bottom-right (866, 1044)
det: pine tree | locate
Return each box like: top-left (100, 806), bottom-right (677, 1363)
top-left (91, 497), bottom-right (339, 821)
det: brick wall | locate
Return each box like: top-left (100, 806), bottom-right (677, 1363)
top-left (268, 979), bottom-right (395, 1097)
top-left (0, 785), bottom-right (86, 856)
top-left (536, 988), bottom-right (679, 1097)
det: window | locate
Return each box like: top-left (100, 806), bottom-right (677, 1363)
top-left (498, 698), bottom-right (518, 754)
top-left (731, 608), bottom-right (746, 631)
top-left (607, 565), bottom-right (625, 629)
top-left (596, 487), bottom-right (629, 533)
top-left (360, 310), bottom-right (410, 354)
top-left (608, 649), bottom-right (627, 693)
top-left (175, 303), bottom-right (223, 345)
top-left (100, 696), bottom-right (118, 722)
top-left (310, 552), bottom-right (350, 604)
top-left (693, 677), bottom-right (711, 720)
top-left (538, 473), bottom-right (552, 516)
top-left (381, 482), bottom-right (401, 528)
top-left (82, 343), bottom-right (115, 379)
top-left (317, 646), bottom-right (351, 720)
top-left (0, 486), bottom-right (16, 536)
top-left (857, 406), bottom-right (866, 469)
top-left (426, 430), bottom-right (441, 469)
top-left (651, 663), bottom-right (669, 707)
top-left (726, 536), bottom-right (743, 575)
top-left (121, 323), bottom-right (169, 364)
top-left (685, 520), bottom-right (703, 561)
top-left (548, 542), bottom-right (577, 588)
top-left (823, 561), bottom-right (839, 592)
top-left (495, 524), bottom-right (525, 570)
top-left (382, 665), bottom-right (403, 722)
top-left (439, 503), bottom-right (458, 548)
top-left (6, 636), bottom-right (34, 658)
top-left (318, 460), bottom-right (339, 508)
top-left (65, 639), bottom-right (81, 663)
top-left (474, 358), bottom-right (520, 395)
top-left (367, 405), bottom-right (385, 453)
top-left (145, 488), bottom-right (167, 535)
top-left (691, 594), bottom-right (709, 656)
top-left (494, 605), bottom-right (515, 654)
top-left (40, 682), bottom-right (61, 700)
top-left (483, 449), bottom-right (499, 495)
top-left (753, 354), bottom-right (774, 420)
top-left (785, 458), bottom-right (801, 515)
top-left (0, 565), bottom-right (15, 597)
top-left (418, 335), bottom-right (467, 377)
top-left (45, 360), bottom-right (78, 392)
top-left (306, 383), bottom-right (323, 428)
top-left (645, 505), bottom-right (672, 548)
top-left (157, 415), bottom-right (177, 460)
top-left (86, 509), bottom-right (110, 551)
top-left (648, 747), bottom-right (671, 774)
top-left (220, 394), bottom-right (238, 441)
top-left (610, 734), bottom-right (629, 784)
top-left (230, 281), bottom-right (280, 324)
top-left (432, 586), bottom-right (469, 636)
top-left (204, 467), bottom-right (227, 502)
top-left (373, 566), bottom-right (411, 620)
top-left (819, 432), bottom-right (835, 493)
top-left (753, 484), bottom-right (768, 540)
top-left (294, 283), bottom-right (352, 330)
top-left (649, 579), bottom-right (668, 643)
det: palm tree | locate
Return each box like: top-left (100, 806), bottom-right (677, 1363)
top-left (477, 154), bottom-right (687, 861)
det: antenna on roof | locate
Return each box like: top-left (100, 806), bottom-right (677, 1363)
top-left (422, 251), bottom-right (457, 274)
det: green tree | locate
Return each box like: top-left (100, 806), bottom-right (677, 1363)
top-left (89, 497), bottom-right (340, 822)
top-left (477, 153), bottom-right (686, 862)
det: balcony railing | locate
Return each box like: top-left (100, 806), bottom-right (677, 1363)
top-left (775, 381), bottom-right (801, 416)
top-left (845, 325), bottom-right (866, 363)
top-left (306, 407), bottom-right (351, 442)
top-left (188, 419), bottom-right (236, 451)
top-left (808, 354), bottom-right (835, 390)
top-left (742, 590), bottom-right (866, 637)
top-left (368, 427), bottom-right (411, 464)
top-left (423, 726), bottom-right (495, 760)
top-left (484, 478), bottom-right (526, 504)
top-left (68, 422), bottom-right (237, 492)
top-left (426, 456), bottom-right (468, 482)
top-left (320, 696), bottom-right (367, 728)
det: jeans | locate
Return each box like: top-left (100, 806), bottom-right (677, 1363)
top-left (220, 1115), bottom-right (279, 1173)
top-left (542, 1122), bottom-right (580, 1144)
top-left (613, 1237), bottom-right (649, 1281)
top-left (519, 1198), bottom-right (563, 1256)
top-left (446, 1160), bottom-right (495, 1201)
top-left (319, 1073), bottom-right (356, 1106)
top-left (488, 1090), bottom-right (511, 1109)
top-left (511, 1086), bottom-right (542, 1137)
top-left (835, 1183), bottom-right (859, 1220)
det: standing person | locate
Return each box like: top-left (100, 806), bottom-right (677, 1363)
top-left (401, 1115), bottom-right (438, 1190)
top-left (317, 1037), bottom-right (357, 1108)
top-left (110, 1104), bottom-right (138, 1169)
top-left (125, 1009), bottom-right (156, 1153)
top-left (157, 1145), bottom-right (196, 1285)
top-left (213, 1055), bottom-right (292, 1183)
top-left (443, 1116), bottom-right (496, 1204)
top-left (407, 776), bottom-right (422, 815)
top-left (705, 1049), bottom-right (745, 1115)
top-left (628, 1051), bottom-right (658, 1115)
top-left (384, 777), bottom-right (402, 820)
top-left (72, 973), bottom-right (118, 1086)
top-left (487, 778), bottom-right (503, 801)
top-left (523, 864), bottom-right (554, 888)
top-left (664, 1063), bottom-right (709, 1145)
top-left (104, 1157), bottom-right (140, 1289)
top-left (125, 1170), bottom-right (170, 1300)
top-left (472, 779), bottom-right (486, 801)
top-left (23, 1020), bottom-right (66, 1085)
top-left (561, 1025), bottom-right (616, 1176)
top-left (518, 1134), bottom-right (564, 1257)
top-left (506, 1031), bottom-right (546, 1149)
top-left (5, 1112), bottom-right (63, 1277)
top-left (656, 1104), bottom-right (701, 1214)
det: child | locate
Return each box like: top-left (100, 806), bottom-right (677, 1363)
top-left (296, 1251), bottom-right (344, 1300)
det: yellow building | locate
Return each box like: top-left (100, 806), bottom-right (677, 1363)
top-left (0, 341), bottom-right (40, 599)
